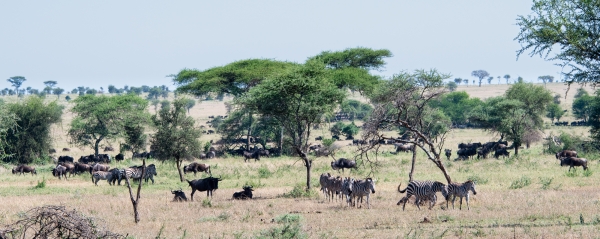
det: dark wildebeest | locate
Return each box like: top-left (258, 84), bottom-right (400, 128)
top-left (494, 148), bottom-right (510, 159)
top-left (444, 149), bottom-right (452, 160)
top-left (13, 165), bottom-right (36, 175)
top-left (73, 162), bottom-right (92, 175)
top-left (233, 186), bottom-right (254, 200)
top-left (243, 151), bottom-right (260, 162)
top-left (58, 156), bottom-right (74, 163)
top-left (104, 146), bottom-right (114, 152)
top-left (90, 163), bottom-right (110, 173)
top-left (259, 149), bottom-right (270, 158)
top-left (186, 176), bottom-right (222, 201)
top-left (172, 189), bottom-right (188, 202)
top-left (556, 150), bottom-right (577, 160)
top-left (395, 143), bottom-right (414, 153)
top-left (331, 158), bottom-right (357, 172)
top-left (315, 136), bottom-right (323, 141)
top-left (115, 153), bottom-right (124, 161)
top-left (206, 151), bottom-right (216, 159)
top-left (560, 157), bottom-right (588, 171)
top-left (183, 162), bottom-right (211, 176)
top-left (108, 168), bottom-right (122, 185)
top-left (62, 148), bottom-right (70, 152)
top-left (49, 148), bottom-right (57, 154)
top-left (52, 165), bottom-right (68, 180)
top-left (59, 162), bottom-right (75, 177)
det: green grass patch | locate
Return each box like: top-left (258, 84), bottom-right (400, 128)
top-left (509, 176), bottom-right (531, 189)
top-left (282, 184), bottom-right (318, 199)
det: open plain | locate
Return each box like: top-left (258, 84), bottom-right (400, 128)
top-left (1, 82), bottom-right (600, 238)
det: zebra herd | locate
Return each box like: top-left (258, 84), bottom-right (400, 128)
top-left (319, 173), bottom-right (376, 209)
top-left (397, 180), bottom-right (477, 210)
top-left (91, 164), bottom-right (157, 186)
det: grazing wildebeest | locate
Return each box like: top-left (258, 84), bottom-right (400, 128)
top-left (494, 148), bottom-right (510, 159)
top-left (183, 162), bottom-right (211, 176)
top-left (315, 136), bottom-right (323, 141)
top-left (58, 156), bottom-right (74, 163)
top-left (556, 150), bottom-right (577, 160)
top-left (395, 143), bottom-right (414, 153)
top-left (97, 154), bottom-right (111, 163)
top-left (59, 162), bottom-right (75, 177)
top-left (13, 165), bottom-right (36, 175)
top-left (232, 186), bottom-right (254, 200)
top-left (243, 151), bottom-right (260, 162)
top-left (331, 158), bottom-right (357, 172)
top-left (172, 189), bottom-right (188, 202)
top-left (52, 165), bottom-right (68, 180)
top-left (90, 163), bottom-right (110, 173)
top-left (62, 148), bottom-right (70, 152)
top-left (115, 153), bottom-right (124, 161)
top-left (78, 155), bottom-right (94, 164)
top-left (560, 157), bottom-right (588, 171)
top-left (259, 149), bottom-right (270, 158)
top-left (49, 148), bottom-right (57, 154)
top-left (187, 176), bottom-right (222, 201)
top-left (104, 146), bottom-right (114, 152)
top-left (73, 162), bottom-right (92, 175)
top-left (444, 149), bottom-right (452, 160)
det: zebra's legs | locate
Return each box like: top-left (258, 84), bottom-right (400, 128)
top-left (452, 195), bottom-right (457, 209)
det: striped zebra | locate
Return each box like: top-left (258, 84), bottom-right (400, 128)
top-left (319, 174), bottom-right (342, 202)
top-left (352, 178), bottom-right (376, 209)
top-left (446, 180), bottom-right (477, 210)
top-left (119, 166), bottom-right (144, 185)
top-left (341, 177), bottom-right (355, 207)
top-left (319, 173), bottom-right (331, 198)
top-left (397, 180), bottom-right (448, 210)
top-left (143, 164), bottom-right (157, 184)
top-left (92, 171), bottom-right (113, 186)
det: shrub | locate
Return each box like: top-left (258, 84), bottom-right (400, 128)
top-left (539, 177), bottom-right (553, 190)
top-left (258, 166), bottom-right (272, 179)
top-left (283, 184), bottom-right (318, 199)
top-left (467, 175), bottom-right (489, 185)
top-left (509, 176), bottom-right (531, 189)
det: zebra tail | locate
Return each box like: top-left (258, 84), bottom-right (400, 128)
top-left (398, 183), bottom-right (407, 193)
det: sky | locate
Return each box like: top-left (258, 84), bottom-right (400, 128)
top-left (0, 1), bottom-right (563, 92)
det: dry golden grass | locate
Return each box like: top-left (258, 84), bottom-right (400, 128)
top-left (1, 84), bottom-right (599, 239)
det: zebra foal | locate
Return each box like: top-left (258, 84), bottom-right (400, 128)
top-left (397, 180), bottom-right (448, 210)
top-left (446, 180), bottom-right (477, 210)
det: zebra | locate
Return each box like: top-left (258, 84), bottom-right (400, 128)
top-left (397, 180), bottom-right (448, 210)
top-left (143, 164), bottom-right (157, 184)
top-left (319, 173), bottom-right (331, 198)
top-left (352, 178), bottom-right (376, 209)
top-left (119, 166), bottom-right (144, 185)
top-left (341, 177), bottom-right (355, 207)
top-left (326, 176), bottom-right (343, 202)
top-left (446, 180), bottom-right (477, 210)
top-left (92, 171), bottom-right (113, 186)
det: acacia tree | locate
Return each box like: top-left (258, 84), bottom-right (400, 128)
top-left (362, 69), bottom-right (453, 183)
top-left (150, 98), bottom-right (202, 182)
top-left (472, 70), bottom-right (490, 87)
top-left (7, 76), bottom-right (26, 96)
top-left (240, 61), bottom-right (345, 190)
top-left (470, 82), bottom-right (552, 155)
top-left (504, 74), bottom-right (511, 84)
top-left (538, 75), bottom-right (554, 85)
top-left (546, 103), bottom-right (564, 123)
top-left (68, 94), bottom-right (149, 156)
top-left (516, 0), bottom-right (600, 85)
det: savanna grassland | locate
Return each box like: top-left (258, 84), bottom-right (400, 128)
top-left (1, 82), bottom-right (600, 239)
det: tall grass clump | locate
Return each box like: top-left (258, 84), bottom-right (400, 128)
top-left (258, 166), bottom-right (272, 178)
top-left (32, 177), bottom-right (46, 190)
top-left (283, 184), bottom-right (318, 199)
top-left (539, 177), bottom-right (553, 190)
top-left (256, 214), bottom-right (306, 239)
top-left (509, 176), bottom-right (531, 189)
top-left (467, 175), bottom-right (488, 185)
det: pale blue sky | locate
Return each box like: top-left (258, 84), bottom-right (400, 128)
top-left (0, 1), bottom-right (561, 92)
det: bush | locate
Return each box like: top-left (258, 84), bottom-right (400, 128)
top-left (467, 175), bottom-right (489, 185)
top-left (283, 184), bottom-right (318, 199)
top-left (258, 166), bottom-right (272, 179)
top-left (257, 214), bottom-right (306, 239)
top-left (539, 177), bottom-right (553, 190)
top-left (509, 176), bottom-right (531, 189)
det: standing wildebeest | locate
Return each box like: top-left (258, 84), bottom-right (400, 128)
top-left (108, 168), bottom-right (122, 185)
top-left (444, 149), bottom-right (452, 160)
top-left (186, 176), bottom-right (222, 201)
top-left (560, 157), bottom-right (588, 171)
top-left (183, 162), bottom-right (211, 176)
top-left (92, 171), bottom-right (113, 186)
top-left (73, 162), bottom-right (92, 175)
top-left (104, 146), bottom-right (114, 152)
top-left (115, 153), bottom-right (124, 161)
top-left (243, 151), bottom-right (260, 162)
top-left (172, 189), bottom-right (188, 202)
top-left (49, 148), bottom-right (57, 154)
top-left (52, 165), bottom-right (68, 180)
top-left (556, 150), bottom-right (577, 159)
top-left (143, 164), bottom-right (157, 184)
top-left (331, 158), bottom-right (357, 172)
top-left (58, 156), bottom-right (74, 163)
top-left (12, 165), bottom-right (37, 175)
top-left (494, 148), bottom-right (510, 159)
top-left (59, 162), bottom-right (75, 177)
top-left (259, 149), bottom-right (270, 158)
top-left (206, 151), bottom-right (216, 159)
top-left (232, 186), bottom-right (254, 200)
top-left (62, 148), bottom-right (70, 152)
top-left (90, 163), bottom-right (110, 173)
top-left (395, 143), bottom-right (414, 153)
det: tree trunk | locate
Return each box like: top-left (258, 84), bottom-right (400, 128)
top-left (246, 113), bottom-right (253, 151)
top-left (514, 143), bottom-right (520, 156)
top-left (94, 136), bottom-right (104, 156)
top-left (125, 158), bottom-right (145, 223)
top-left (176, 158), bottom-right (184, 182)
top-left (408, 146), bottom-right (417, 182)
top-left (297, 149), bottom-right (312, 190)
top-left (434, 159), bottom-right (452, 184)
top-left (279, 127), bottom-right (284, 156)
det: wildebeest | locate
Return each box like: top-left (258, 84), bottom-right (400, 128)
top-left (259, 149), bottom-right (270, 158)
top-left (243, 151), bottom-right (260, 162)
top-left (90, 163), bottom-right (110, 173)
top-left (62, 148), bottom-right (70, 152)
top-left (494, 148), bottom-right (510, 159)
top-left (560, 157), bottom-right (588, 171)
top-left (395, 143), bottom-right (414, 153)
top-left (555, 150), bottom-right (577, 160)
top-left (183, 162), bottom-right (211, 176)
top-left (206, 151), bottom-right (216, 159)
top-left (104, 146), bottom-right (115, 152)
top-left (331, 158), bottom-right (357, 172)
top-left (115, 153), bottom-right (124, 161)
top-left (92, 171), bottom-right (113, 186)
top-left (52, 165), bottom-right (67, 180)
top-left (186, 176), bottom-right (222, 201)
top-left (444, 149), bottom-right (452, 160)
top-left (108, 168), bottom-right (122, 185)
top-left (143, 164), bottom-right (157, 184)
top-left (59, 162), bottom-right (75, 177)
top-left (49, 148), bottom-right (57, 154)
top-left (232, 186), bottom-right (254, 200)
top-left (73, 162), bottom-right (92, 175)
top-left (58, 155), bottom-right (74, 163)
top-left (12, 165), bottom-right (36, 175)
top-left (172, 189), bottom-right (188, 202)
top-left (315, 136), bottom-right (323, 141)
